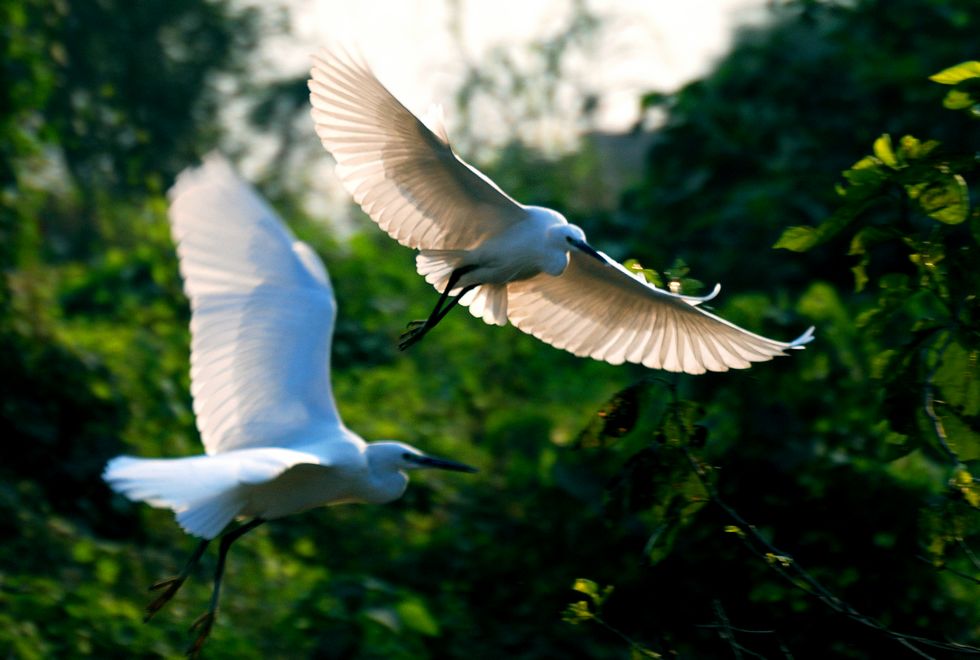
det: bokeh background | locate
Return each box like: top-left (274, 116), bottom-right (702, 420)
top-left (2, 0), bottom-right (979, 657)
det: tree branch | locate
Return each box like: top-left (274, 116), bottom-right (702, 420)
top-left (916, 554), bottom-right (980, 586)
top-left (683, 447), bottom-right (980, 658)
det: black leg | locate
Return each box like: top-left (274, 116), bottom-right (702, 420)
top-left (419, 265), bottom-right (474, 326)
top-left (426, 268), bottom-right (467, 322)
top-left (186, 518), bottom-right (265, 657)
top-left (400, 266), bottom-right (479, 350)
top-left (145, 538), bottom-right (210, 622)
top-left (399, 284), bottom-right (477, 350)
top-left (431, 284), bottom-right (477, 325)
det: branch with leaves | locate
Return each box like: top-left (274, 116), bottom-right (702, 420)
top-left (684, 446), bottom-right (980, 659)
top-left (563, 579), bottom-right (662, 659)
top-left (567, 376), bottom-right (980, 657)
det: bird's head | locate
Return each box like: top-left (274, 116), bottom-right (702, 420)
top-left (366, 441), bottom-right (477, 475)
top-left (551, 222), bottom-right (586, 244)
top-left (550, 223), bottom-right (605, 264)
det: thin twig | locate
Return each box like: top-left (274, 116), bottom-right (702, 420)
top-left (955, 537), bottom-right (980, 575)
top-left (922, 331), bottom-right (960, 466)
top-left (588, 613), bottom-right (660, 658)
top-left (916, 554), bottom-right (980, 586)
top-left (696, 624), bottom-right (777, 635)
top-left (711, 599), bottom-right (775, 659)
top-left (713, 599), bottom-right (743, 660)
top-left (682, 447), bottom-right (980, 658)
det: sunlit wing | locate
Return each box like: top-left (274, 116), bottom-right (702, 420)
top-left (308, 45), bottom-right (528, 250)
top-left (168, 155), bottom-right (343, 455)
top-left (506, 251), bottom-right (815, 374)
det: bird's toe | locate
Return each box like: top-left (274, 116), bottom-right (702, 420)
top-left (398, 323), bottom-right (429, 350)
top-left (186, 611), bottom-right (216, 657)
top-left (149, 575), bottom-right (181, 592)
top-left (144, 576), bottom-right (185, 622)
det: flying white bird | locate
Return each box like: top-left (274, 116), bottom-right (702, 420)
top-left (102, 156), bottom-right (476, 655)
top-left (308, 47), bottom-right (814, 374)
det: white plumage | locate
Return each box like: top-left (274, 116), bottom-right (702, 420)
top-left (104, 156), bottom-right (475, 538)
top-left (309, 46), bottom-right (813, 374)
top-left (101, 157), bottom-right (476, 652)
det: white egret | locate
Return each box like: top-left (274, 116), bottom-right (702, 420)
top-left (102, 155), bottom-right (476, 655)
top-left (308, 47), bottom-right (814, 374)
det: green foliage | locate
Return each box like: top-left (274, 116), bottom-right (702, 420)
top-left (3, 0), bottom-right (980, 658)
top-left (930, 60), bottom-right (980, 116)
top-left (563, 579), bottom-right (660, 658)
top-left (777, 132), bottom-right (973, 258)
top-left (622, 259), bottom-right (663, 288)
top-left (563, 578), bottom-right (614, 624)
top-left (575, 381), bottom-right (648, 448)
top-left (773, 68), bottom-right (979, 479)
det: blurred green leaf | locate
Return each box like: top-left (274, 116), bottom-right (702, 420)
top-left (943, 89), bottom-right (975, 110)
top-left (562, 600), bottom-right (594, 624)
top-left (951, 468), bottom-right (980, 508)
top-left (843, 155), bottom-right (888, 187)
top-left (932, 341), bottom-right (980, 460)
top-left (571, 578), bottom-right (614, 607)
top-left (576, 382), bottom-right (647, 448)
top-left (873, 134), bottom-right (900, 168)
top-left (930, 61), bottom-right (980, 116)
top-left (929, 61), bottom-right (980, 85)
top-left (395, 598), bottom-right (441, 637)
top-left (906, 173), bottom-right (969, 224)
top-left (847, 227), bottom-right (890, 292)
top-left (897, 135), bottom-right (940, 160)
top-left (623, 259), bottom-right (663, 287)
top-left (765, 553), bottom-right (794, 568)
top-left (774, 226), bottom-right (820, 252)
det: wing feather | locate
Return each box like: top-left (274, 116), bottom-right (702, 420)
top-left (308, 46), bottom-right (528, 249)
top-left (168, 155), bottom-right (343, 454)
top-left (506, 251), bottom-right (814, 374)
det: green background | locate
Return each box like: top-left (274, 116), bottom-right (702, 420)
top-left (2, 0), bottom-right (979, 657)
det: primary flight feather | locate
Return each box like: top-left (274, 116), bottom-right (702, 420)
top-left (308, 46), bottom-right (813, 374)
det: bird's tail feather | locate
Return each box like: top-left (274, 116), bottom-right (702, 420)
top-left (416, 249), bottom-right (468, 294)
top-left (174, 490), bottom-right (245, 539)
top-left (103, 455), bottom-right (244, 539)
top-left (461, 284), bottom-right (508, 326)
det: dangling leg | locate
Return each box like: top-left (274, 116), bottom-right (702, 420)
top-left (400, 265), bottom-right (479, 350)
top-left (399, 284), bottom-right (477, 350)
top-left (410, 265), bottom-right (475, 330)
top-left (187, 518), bottom-right (265, 657)
top-left (145, 538), bottom-right (210, 622)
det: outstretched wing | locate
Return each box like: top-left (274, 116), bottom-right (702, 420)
top-left (506, 250), bottom-right (814, 374)
top-left (308, 45), bottom-right (528, 249)
top-left (168, 155), bottom-right (342, 455)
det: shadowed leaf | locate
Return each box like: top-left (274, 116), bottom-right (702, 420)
top-left (576, 382), bottom-right (648, 448)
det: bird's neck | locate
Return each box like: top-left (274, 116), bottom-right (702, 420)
top-left (363, 470), bottom-right (409, 504)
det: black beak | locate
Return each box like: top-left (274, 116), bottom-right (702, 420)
top-left (567, 237), bottom-right (607, 264)
top-left (409, 454), bottom-right (478, 473)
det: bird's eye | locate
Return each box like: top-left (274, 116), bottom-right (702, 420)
top-left (401, 452), bottom-right (413, 460)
